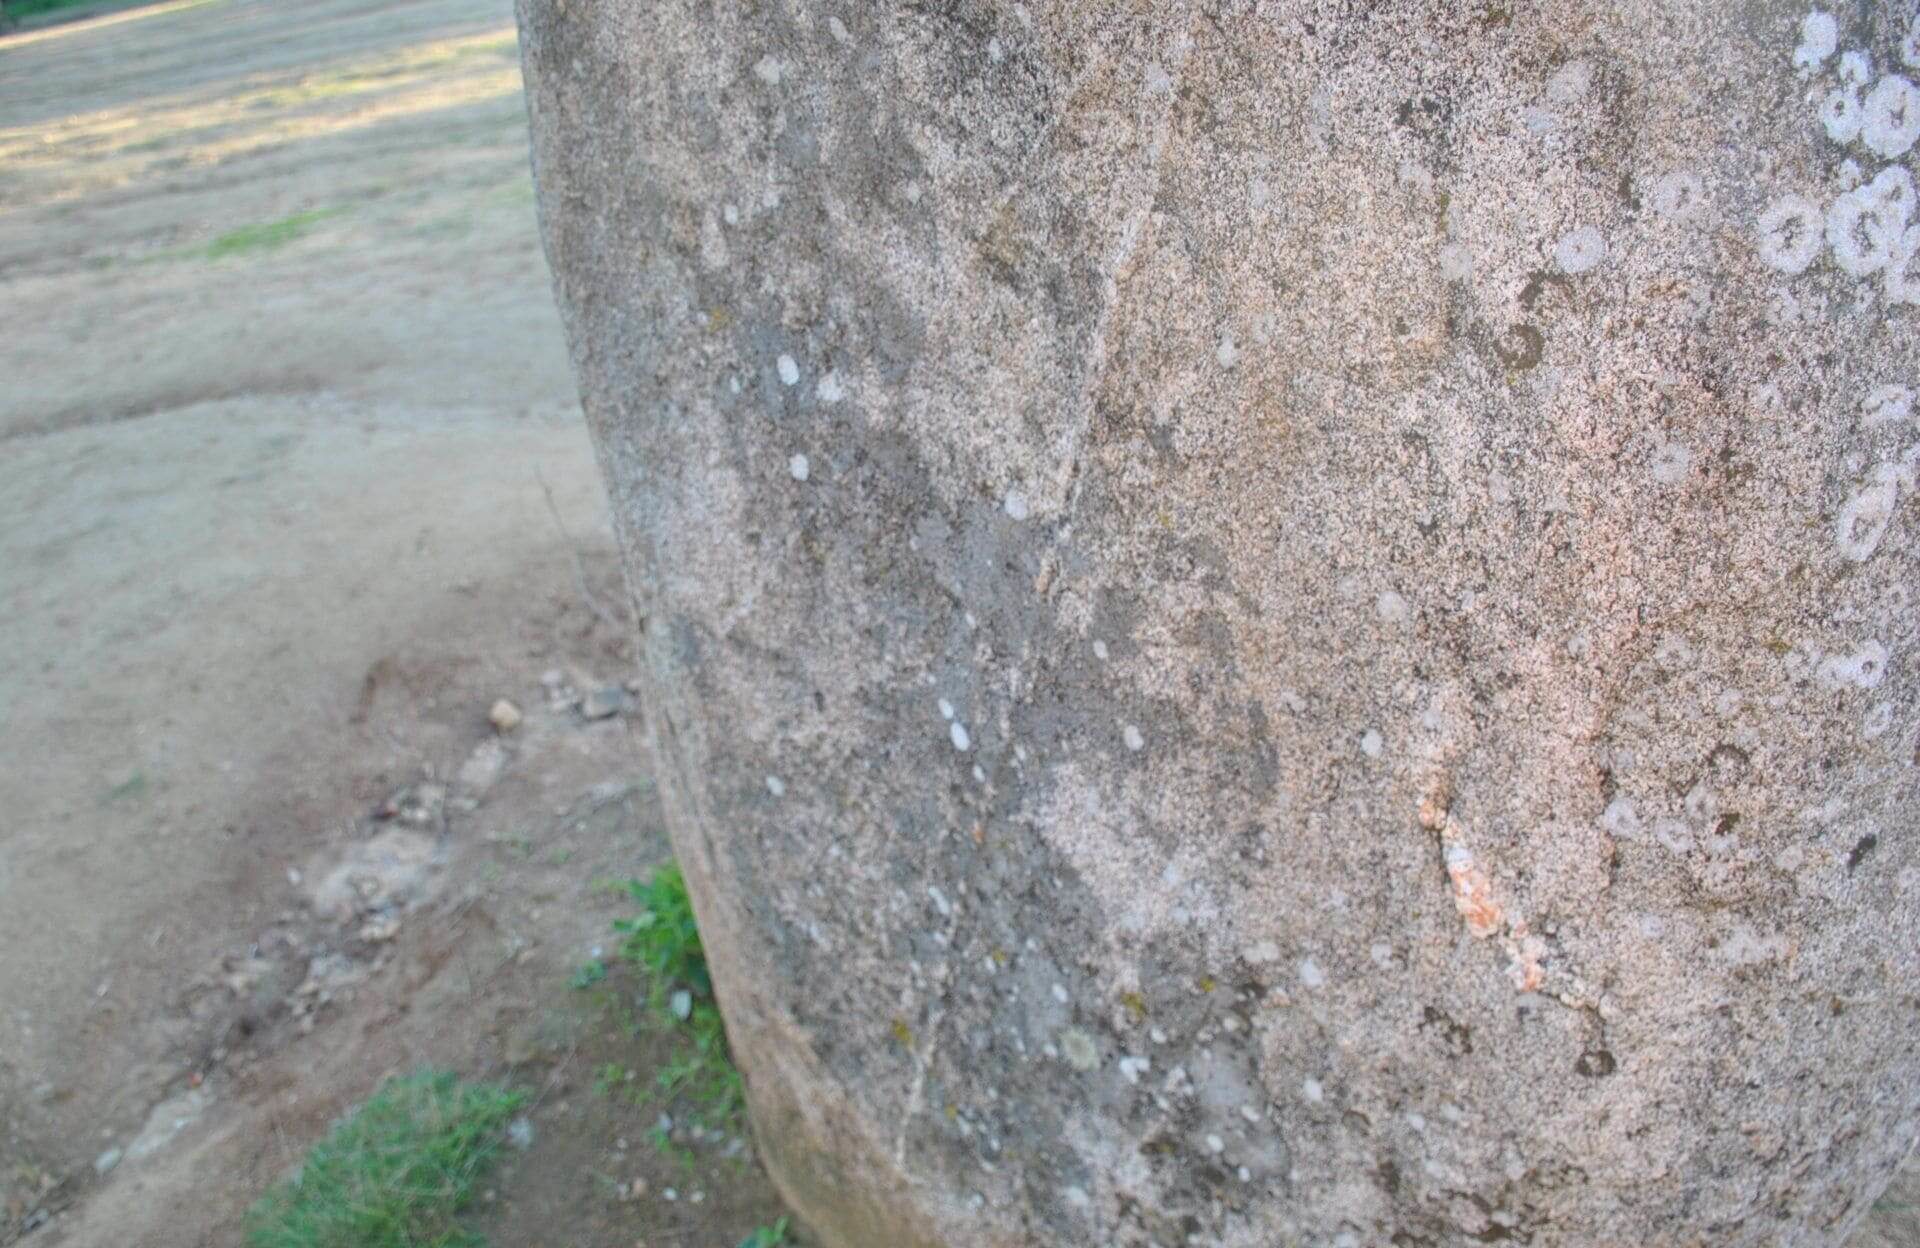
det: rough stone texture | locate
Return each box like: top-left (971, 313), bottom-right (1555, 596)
top-left (518, 2), bottom-right (1920, 1244)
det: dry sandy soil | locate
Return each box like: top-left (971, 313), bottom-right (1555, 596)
top-left (1, 2), bottom-right (1915, 1246)
top-left (0, 1), bottom-right (790, 1243)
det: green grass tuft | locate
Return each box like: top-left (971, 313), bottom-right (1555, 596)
top-left (4, 0), bottom-right (107, 19)
top-left (105, 769), bottom-right (149, 801)
top-left (611, 862), bottom-right (745, 1129)
top-left (738, 1216), bottom-right (791, 1248)
top-left (245, 1070), bottom-right (526, 1248)
top-left (204, 209), bottom-right (341, 259)
top-left (617, 862), bottom-right (712, 1004)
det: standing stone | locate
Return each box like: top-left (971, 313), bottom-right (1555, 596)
top-left (518, 2), bottom-right (1920, 1244)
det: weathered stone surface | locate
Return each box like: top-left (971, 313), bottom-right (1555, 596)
top-left (518, 2), bottom-right (1920, 1244)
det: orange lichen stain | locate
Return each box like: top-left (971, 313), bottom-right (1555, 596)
top-left (1445, 844), bottom-right (1503, 939)
top-left (1506, 925), bottom-right (1547, 992)
top-left (1434, 800), bottom-right (1551, 993)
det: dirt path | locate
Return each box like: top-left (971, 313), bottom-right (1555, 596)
top-left (0, 2), bottom-right (788, 1244)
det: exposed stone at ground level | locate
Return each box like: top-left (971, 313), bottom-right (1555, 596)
top-left (521, 2), bottom-right (1920, 1243)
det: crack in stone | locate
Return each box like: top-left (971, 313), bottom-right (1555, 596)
top-left (893, 1001), bottom-right (947, 1168)
top-left (1044, 4), bottom-right (1201, 581)
top-left (892, 901), bottom-right (965, 1169)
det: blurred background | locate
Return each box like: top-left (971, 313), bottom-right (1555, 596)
top-left (1, 1), bottom-right (794, 1244)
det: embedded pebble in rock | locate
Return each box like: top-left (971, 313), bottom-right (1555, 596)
top-left (488, 698), bottom-right (523, 732)
top-left (126, 1089), bottom-right (209, 1161)
top-left (457, 737), bottom-right (509, 797)
top-left (304, 829), bottom-right (437, 923)
top-left (1059, 1028), bottom-right (1099, 1072)
top-left (579, 686), bottom-right (633, 720)
top-left (521, 3), bottom-right (1920, 1245)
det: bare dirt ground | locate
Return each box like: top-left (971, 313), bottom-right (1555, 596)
top-left (2, 2), bottom-right (1916, 1246)
top-left (0, 1), bottom-right (790, 1243)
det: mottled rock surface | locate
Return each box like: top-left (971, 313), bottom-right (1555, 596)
top-left (518, 2), bottom-right (1920, 1244)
